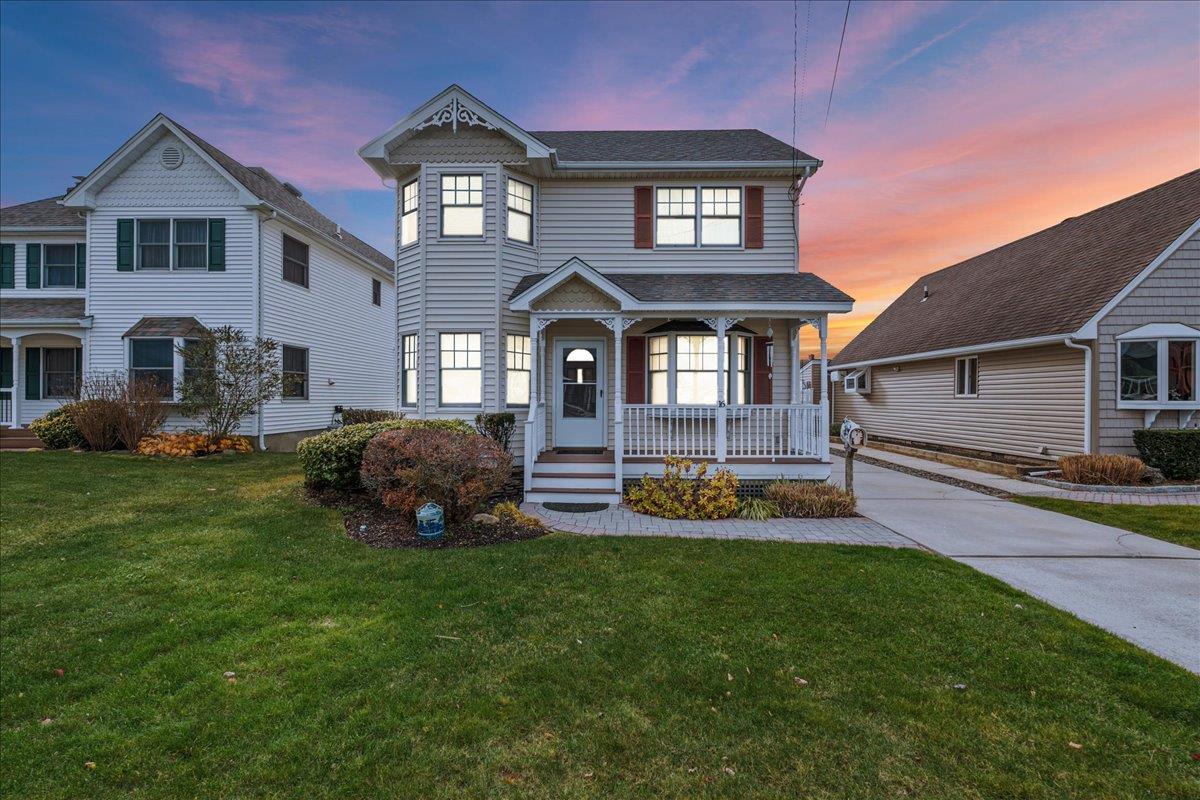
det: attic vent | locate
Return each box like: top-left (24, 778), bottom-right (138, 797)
top-left (282, 182), bottom-right (303, 197)
top-left (160, 145), bottom-right (184, 170)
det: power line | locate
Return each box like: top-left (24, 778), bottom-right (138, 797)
top-left (825, 0), bottom-right (851, 129)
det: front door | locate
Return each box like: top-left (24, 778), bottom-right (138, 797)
top-left (553, 338), bottom-right (606, 449)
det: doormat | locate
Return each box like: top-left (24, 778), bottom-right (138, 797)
top-left (542, 502), bottom-right (610, 513)
top-left (554, 448), bottom-right (605, 455)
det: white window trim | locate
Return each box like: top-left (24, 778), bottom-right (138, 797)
top-left (954, 356), bottom-right (978, 398)
top-left (39, 243), bottom-right (81, 289)
top-left (843, 367), bottom-right (870, 395)
top-left (437, 330), bottom-right (483, 409)
top-left (400, 331), bottom-right (419, 408)
top-left (505, 176), bottom-right (535, 247)
top-left (399, 178), bottom-right (420, 250)
top-left (439, 173), bottom-right (485, 240)
top-left (281, 232), bottom-right (311, 289)
top-left (653, 184), bottom-right (745, 250)
top-left (1116, 336), bottom-right (1200, 410)
top-left (645, 332), bottom-right (753, 406)
top-left (126, 336), bottom-right (183, 402)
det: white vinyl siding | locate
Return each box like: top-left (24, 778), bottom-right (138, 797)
top-left (833, 344), bottom-right (1085, 460)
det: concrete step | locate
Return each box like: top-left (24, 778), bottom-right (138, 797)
top-left (525, 488), bottom-right (622, 505)
top-left (531, 460), bottom-right (616, 476)
top-left (531, 474), bottom-right (617, 490)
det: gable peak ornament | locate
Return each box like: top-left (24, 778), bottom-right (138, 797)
top-left (414, 96), bottom-right (497, 134)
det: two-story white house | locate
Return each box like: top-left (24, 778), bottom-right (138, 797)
top-left (1, 115), bottom-right (396, 449)
top-left (359, 86), bottom-right (852, 503)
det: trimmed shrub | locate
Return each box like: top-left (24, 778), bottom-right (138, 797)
top-left (1132, 428), bottom-right (1200, 481)
top-left (737, 497), bottom-right (780, 520)
top-left (475, 412), bottom-right (517, 452)
top-left (764, 481), bottom-right (857, 518)
top-left (137, 432), bottom-right (252, 457)
top-left (360, 428), bottom-right (512, 522)
top-left (297, 418), bottom-right (474, 490)
top-left (29, 404), bottom-right (86, 449)
top-left (1057, 454), bottom-right (1145, 486)
top-left (625, 456), bottom-right (739, 520)
top-left (493, 501), bottom-right (546, 529)
top-left (342, 408), bottom-right (401, 425)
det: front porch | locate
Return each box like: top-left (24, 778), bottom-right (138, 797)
top-left (509, 260), bottom-right (847, 503)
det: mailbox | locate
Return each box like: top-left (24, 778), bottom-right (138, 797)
top-left (840, 418), bottom-right (866, 449)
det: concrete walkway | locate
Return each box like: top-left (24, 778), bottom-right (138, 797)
top-left (833, 456), bottom-right (1200, 673)
top-left (840, 444), bottom-right (1200, 505)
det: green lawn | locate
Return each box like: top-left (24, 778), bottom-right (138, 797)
top-left (1015, 495), bottom-right (1200, 549)
top-left (2, 453), bottom-right (1197, 799)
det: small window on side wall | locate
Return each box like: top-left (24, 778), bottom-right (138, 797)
top-left (506, 178), bottom-right (533, 244)
top-left (955, 356), bottom-right (978, 397)
top-left (400, 179), bottom-right (419, 247)
top-left (372, 279), bottom-right (381, 306)
top-left (843, 369), bottom-right (870, 394)
top-left (282, 345), bottom-right (309, 399)
top-left (401, 333), bottom-right (419, 407)
top-left (282, 234), bottom-right (309, 287)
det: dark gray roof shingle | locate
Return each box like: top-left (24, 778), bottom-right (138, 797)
top-left (833, 170), bottom-right (1200, 366)
top-left (0, 196), bottom-right (84, 229)
top-left (170, 120), bottom-right (393, 271)
top-left (531, 130), bottom-right (816, 163)
top-left (511, 271), bottom-right (851, 305)
top-left (0, 298), bottom-right (86, 320)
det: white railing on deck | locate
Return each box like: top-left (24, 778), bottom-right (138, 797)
top-left (622, 403), bottom-right (821, 460)
top-left (0, 391), bottom-right (11, 426)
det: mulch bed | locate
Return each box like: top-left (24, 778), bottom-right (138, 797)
top-left (307, 487), bottom-right (549, 549)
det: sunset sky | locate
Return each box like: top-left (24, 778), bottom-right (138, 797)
top-left (2, 0), bottom-right (1197, 351)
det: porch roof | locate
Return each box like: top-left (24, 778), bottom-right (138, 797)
top-left (123, 316), bottom-right (207, 338)
top-left (0, 298), bottom-right (86, 322)
top-left (510, 268), bottom-right (852, 309)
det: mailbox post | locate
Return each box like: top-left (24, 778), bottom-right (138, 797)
top-left (839, 418), bottom-right (866, 495)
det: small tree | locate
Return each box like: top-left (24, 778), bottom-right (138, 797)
top-left (177, 326), bottom-right (283, 447)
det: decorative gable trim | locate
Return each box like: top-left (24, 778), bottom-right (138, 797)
top-left (61, 114), bottom-right (260, 209)
top-left (413, 95), bottom-right (498, 135)
top-left (509, 257), bottom-right (638, 311)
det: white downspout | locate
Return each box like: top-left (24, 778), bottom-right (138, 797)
top-left (1064, 337), bottom-right (1092, 453)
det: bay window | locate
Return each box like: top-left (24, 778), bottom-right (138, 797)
top-left (441, 175), bottom-right (483, 237)
top-left (675, 335), bottom-right (718, 404)
top-left (129, 338), bottom-right (175, 397)
top-left (505, 333), bottom-right (530, 406)
top-left (645, 332), bottom-right (752, 405)
top-left (1119, 332), bottom-right (1198, 406)
top-left (400, 179), bottom-right (419, 247)
top-left (439, 332), bottom-right (481, 406)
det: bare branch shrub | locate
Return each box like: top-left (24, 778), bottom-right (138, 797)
top-left (115, 375), bottom-right (171, 451)
top-left (71, 372), bottom-right (125, 451)
top-left (176, 326), bottom-right (283, 446)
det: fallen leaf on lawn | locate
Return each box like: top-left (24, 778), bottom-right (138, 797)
top-left (1068, 741), bottom-right (1083, 750)
top-left (53, 668), bottom-right (65, 678)
top-left (40, 718), bottom-right (53, 726)
top-left (794, 677), bottom-right (808, 686)
top-left (727, 673), bottom-right (734, 682)
top-left (223, 671), bottom-right (236, 678)
top-left (723, 766), bottom-right (736, 776)
top-left (953, 684), bottom-right (967, 691)
top-left (1190, 752), bottom-right (1200, 761)
top-left (84, 762), bottom-right (96, 770)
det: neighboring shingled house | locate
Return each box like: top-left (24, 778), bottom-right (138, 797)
top-left (831, 170), bottom-right (1199, 461)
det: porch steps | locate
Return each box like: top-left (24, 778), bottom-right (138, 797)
top-left (528, 452), bottom-right (621, 504)
top-left (0, 428), bottom-right (44, 451)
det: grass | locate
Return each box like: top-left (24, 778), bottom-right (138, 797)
top-left (1015, 495), bottom-right (1200, 549)
top-left (2, 452), bottom-right (1197, 799)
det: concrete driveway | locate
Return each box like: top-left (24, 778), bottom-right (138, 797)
top-left (831, 456), bottom-right (1200, 673)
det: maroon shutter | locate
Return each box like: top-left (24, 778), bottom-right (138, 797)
top-left (752, 336), bottom-right (772, 404)
top-left (634, 186), bottom-right (653, 248)
top-left (745, 185), bottom-right (764, 249)
top-left (625, 336), bottom-right (646, 403)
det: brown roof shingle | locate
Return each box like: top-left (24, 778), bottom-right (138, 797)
top-left (123, 317), bottom-right (207, 338)
top-left (0, 298), bottom-right (86, 321)
top-left (0, 196), bottom-right (84, 229)
top-left (833, 170), bottom-right (1200, 366)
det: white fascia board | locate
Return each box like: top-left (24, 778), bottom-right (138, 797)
top-left (61, 114), bottom-right (260, 209)
top-left (1074, 217), bottom-right (1200, 339)
top-left (262, 207), bottom-right (394, 280)
top-left (832, 333), bottom-right (1069, 370)
top-left (509, 258), bottom-right (637, 311)
top-left (1, 318), bottom-right (92, 332)
top-left (358, 84), bottom-right (553, 177)
top-left (552, 158), bottom-right (823, 172)
top-left (625, 301), bottom-right (852, 313)
top-left (1116, 322), bottom-right (1200, 339)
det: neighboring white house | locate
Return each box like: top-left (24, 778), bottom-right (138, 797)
top-left (1, 115), bottom-right (396, 449)
top-left (831, 170), bottom-right (1199, 462)
top-left (359, 85), bottom-right (852, 502)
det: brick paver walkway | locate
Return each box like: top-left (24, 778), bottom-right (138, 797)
top-left (524, 503), bottom-right (916, 548)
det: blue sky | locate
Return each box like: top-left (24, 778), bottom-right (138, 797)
top-left (2, 0), bottom-right (1197, 346)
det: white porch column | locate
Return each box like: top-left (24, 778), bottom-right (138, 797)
top-left (612, 314), bottom-right (624, 492)
top-left (715, 317), bottom-right (728, 462)
top-left (523, 315), bottom-right (541, 495)
top-left (819, 314), bottom-right (830, 463)
top-left (11, 336), bottom-right (22, 428)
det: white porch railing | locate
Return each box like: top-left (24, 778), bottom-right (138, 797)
top-left (622, 403), bottom-right (822, 460)
top-left (523, 400), bottom-right (547, 489)
top-left (0, 391), bottom-right (11, 426)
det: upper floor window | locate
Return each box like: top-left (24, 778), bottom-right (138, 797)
top-left (118, 218), bottom-right (224, 272)
top-left (372, 278), bottom-right (382, 306)
top-left (700, 187), bottom-right (742, 246)
top-left (441, 175), bottom-right (483, 237)
top-left (43, 244), bottom-right (80, 287)
top-left (655, 188), bottom-right (696, 246)
top-left (955, 356), bottom-right (978, 397)
top-left (506, 178), bottom-right (533, 244)
top-left (282, 345), bottom-right (309, 399)
top-left (137, 220), bottom-right (171, 270)
top-left (282, 234), bottom-right (309, 287)
top-left (400, 179), bottom-right (419, 247)
top-left (173, 220), bottom-right (209, 270)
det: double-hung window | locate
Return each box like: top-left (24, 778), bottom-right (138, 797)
top-left (129, 338), bottom-right (175, 397)
top-left (675, 335), bottom-right (719, 404)
top-left (42, 348), bottom-right (78, 399)
top-left (400, 179), bottom-right (419, 247)
top-left (400, 333), bottom-right (419, 407)
top-left (648, 335), bottom-right (670, 404)
top-left (700, 188), bottom-right (742, 245)
top-left (137, 220), bottom-right (171, 270)
top-left (43, 244), bottom-right (78, 287)
top-left (506, 178), bottom-right (533, 244)
top-left (173, 220), bottom-right (209, 270)
top-left (439, 332), bottom-right (481, 406)
top-left (505, 334), bottom-right (530, 406)
top-left (955, 356), bottom-right (978, 397)
top-left (1118, 330), bottom-right (1198, 406)
top-left (282, 234), bottom-right (309, 287)
top-left (441, 175), bottom-right (483, 237)
top-left (282, 345), bottom-right (309, 399)
top-left (655, 188), bottom-right (696, 246)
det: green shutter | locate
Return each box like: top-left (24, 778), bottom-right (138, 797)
top-left (25, 244), bottom-right (41, 288)
top-left (117, 219), bottom-right (134, 271)
top-left (0, 243), bottom-right (14, 289)
top-left (0, 348), bottom-right (12, 389)
top-left (25, 347), bottom-right (41, 401)
top-left (208, 218), bottom-right (225, 271)
top-left (75, 243), bottom-right (87, 288)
